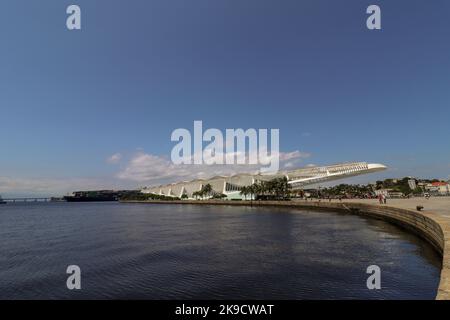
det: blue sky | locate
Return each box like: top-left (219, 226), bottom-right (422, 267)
top-left (1, 0), bottom-right (450, 196)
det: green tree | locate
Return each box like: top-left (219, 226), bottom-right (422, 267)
top-left (201, 184), bottom-right (213, 199)
top-left (240, 186), bottom-right (249, 200)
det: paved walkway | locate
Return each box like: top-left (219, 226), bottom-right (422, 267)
top-left (336, 197), bottom-right (450, 218)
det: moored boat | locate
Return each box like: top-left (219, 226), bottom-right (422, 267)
top-left (63, 190), bottom-right (139, 202)
top-left (64, 195), bottom-right (117, 202)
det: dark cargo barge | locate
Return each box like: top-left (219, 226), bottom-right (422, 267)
top-left (64, 190), bottom-right (139, 202)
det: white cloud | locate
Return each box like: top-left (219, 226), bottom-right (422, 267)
top-left (279, 150), bottom-right (311, 161)
top-left (106, 153), bottom-right (122, 164)
top-left (0, 150), bottom-right (311, 196)
top-left (117, 150), bottom-right (311, 184)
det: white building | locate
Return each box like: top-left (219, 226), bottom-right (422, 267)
top-left (141, 162), bottom-right (387, 200)
top-left (425, 182), bottom-right (450, 195)
top-left (374, 189), bottom-right (390, 197)
top-left (408, 179), bottom-right (417, 190)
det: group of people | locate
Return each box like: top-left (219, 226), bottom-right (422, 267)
top-left (378, 193), bottom-right (387, 204)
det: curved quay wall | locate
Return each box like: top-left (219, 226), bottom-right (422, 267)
top-left (122, 199), bottom-right (450, 300)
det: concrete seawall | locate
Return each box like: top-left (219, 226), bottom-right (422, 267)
top-left (121, 199), bottom-right (450, 299)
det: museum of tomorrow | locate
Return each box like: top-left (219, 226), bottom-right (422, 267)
top-left (141, 162), bottom-right (387, 200)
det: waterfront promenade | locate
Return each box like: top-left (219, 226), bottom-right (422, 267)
top-left (123, 196), bottom-right (450, 300)
top-left (340, 197), bottom-right (450, 218)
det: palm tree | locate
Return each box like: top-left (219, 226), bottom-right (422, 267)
top-left (240, 186), bottom-right (249, 200)
top-left (259, 181), bottom-right (268, 198)
top-left (266, 180), bottom-right (276, 198)
top-left (252, 182), bottom-right (263, 199)
top-left (281, 176), bottom-right (292, 199)
top-left (201, 184), bottom-right (213, 199)
top-left (249, 184), bottom-right (256, 199)
top-left (252, 177), bottom-right (291, 200)
top-left (193, 191), bottom-right (203, 200)
top-left (248, 184), bottom-right (257, 205)
top-left (273, 178), bottom-right (281, 199)
top-left (247, 185), bottom-right (255, 200)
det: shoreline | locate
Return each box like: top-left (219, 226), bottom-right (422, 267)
top-left (121, 199), bottom-right (450, 300)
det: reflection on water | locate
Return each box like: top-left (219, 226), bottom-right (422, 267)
top-left (0, 202), bottom-right (441, 299)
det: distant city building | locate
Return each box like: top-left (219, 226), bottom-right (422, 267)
top-left (374, 189), bottom-right (404, 198)
top-left (418, 182), bottom-right (427, 189)
top-left (408, 179), bottom-right (417, 190)
top-left (142, 162), bottom-right (387, 200)
top-left (388, 191), bottom-right (405, 198)
top-left (425, 182), bottom-right (450, 195)
top-left (374, 189), bottom-right (390, 197)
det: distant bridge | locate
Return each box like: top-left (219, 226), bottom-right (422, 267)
top-left (2, 197), bottom-right (52, 203)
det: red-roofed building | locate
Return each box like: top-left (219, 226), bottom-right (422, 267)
top-left (426, 182), bottom-right (450, 195)
top-left (432, 182), bottom-right (448, 187)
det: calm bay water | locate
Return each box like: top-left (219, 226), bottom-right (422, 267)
top-left (0, 202), bottom-right (441, 299)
